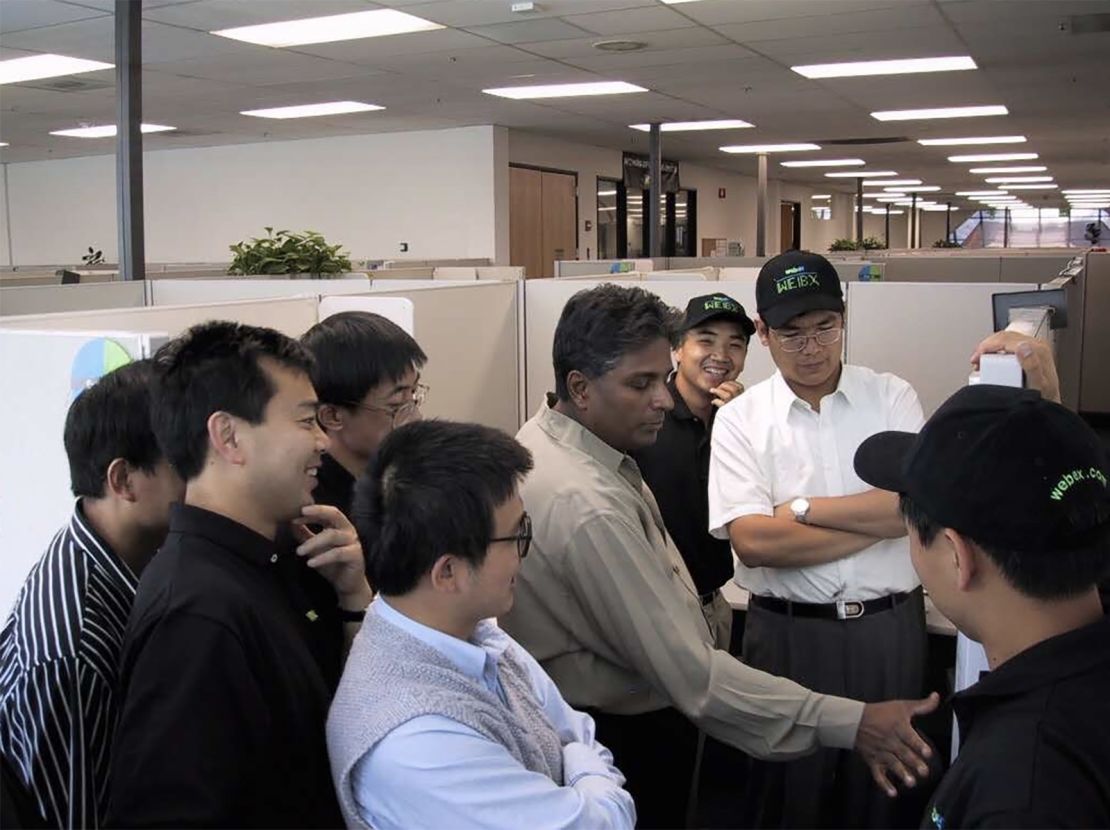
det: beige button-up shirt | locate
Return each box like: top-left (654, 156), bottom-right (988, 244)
top-left (500, 399), bottom-right (863, 759)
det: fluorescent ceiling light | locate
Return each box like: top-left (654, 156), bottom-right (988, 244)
top-left (921, 205), bottom-right (959, 211)
top-left (793, 56), bottom-right (976, 79)
top-left (780, 158), bottom-right (864, 167)
top-left (659, 0), bottom-right (702, 3)
top-left (875, 195), bottom-right (909, 202)
top-left (968, 165), bottom-right (1046, 174)
top-left (241, 101), bottom-right (383, 119)
top-left (918, 136), bottom-right (1026, 146)
top-left (1000, 184), bottom-right (1058, 190)
top-left (1069, 203), bottom-right (1110, 208)
top-left (811, 194), bottom-right (832, 199)
top-left (485, 81), bottom-right (646, 99)
top-left (1062, 189), bottom-right (1110, 195)
top-left (597, 190), bottom-right (618, 196)
top-left (212, 8), bottom-right (443, 47)
top-left (863, 179), bottom-right (923, 186)
top-left (50, 123), bottom-right (176, 138)
top-left (824, 170), bottom-right (897, 178)
top-left (0, 142), bottom-right (7, 148)
top-left (985, 176), bottom-right (1053, 183)
top-left (957, 190), bottom-right (1009, 196)
top-left (948, 152), bottom-right (1038, 162)
top-left (872, 105), bottom-right (1007, 121)
top-left (629, 119), bottom-right (753, 132)
top-left (720, 143), bottom-right (820, 153)
top-left (886, 185), bottom-right (941, 192)
top-left (0, 53), bottom-right (114, 85)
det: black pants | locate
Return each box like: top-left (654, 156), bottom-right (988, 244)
top-left (586, 706), bottom-right (700, 829)
top-left (740, 589), bottom-right (929, 829)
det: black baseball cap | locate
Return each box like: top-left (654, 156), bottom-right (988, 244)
top-left (854, 384), bottom-right (1110, 552)
top-left (681, 294), bottom-right (756, 338)
top-left (756, 251), bottom-right (844, 329)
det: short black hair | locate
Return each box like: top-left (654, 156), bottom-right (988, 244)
top-left (300, 312), bottom-right (427, 407)
top-left (899, 493), bottom-right (1110, 600)
top-left (64, 360), bottom-right (163, 498)
top-left (350, 419), bottom-right (533, 596)
top-left (676, 320), bottom-right (751, 350)
top-left (151, 321), bottom-right (315, 481)
top-left (552, 284), bottom-right (681, 400)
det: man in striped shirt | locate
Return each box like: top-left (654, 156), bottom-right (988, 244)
top-left (0, 361), bottom-right (183, 828)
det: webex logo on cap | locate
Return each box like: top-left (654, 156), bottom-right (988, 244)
top-left (682, 293), bottom-right (756, 337)
top-left (756, 251), bottom-right (844, 329)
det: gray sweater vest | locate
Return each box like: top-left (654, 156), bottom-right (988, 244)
top-left (327, 608), bottom-right (565, 829)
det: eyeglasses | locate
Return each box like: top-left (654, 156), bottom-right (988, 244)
top-left (772, 327), bottom-right (843, 353)
top-left (490, 513), bottom-right (532, 559)
top-left (347, 383), bottom-right (430, 427)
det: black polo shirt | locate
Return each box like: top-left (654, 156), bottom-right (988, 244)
top-left (632, 376), bottom-right (733, 597)
top-left (923, 614), bottom-right (1110, 829)
top-left (314, 452), bottom-right (356, 516)
top-left (108, 504), bottom-right (344, 829)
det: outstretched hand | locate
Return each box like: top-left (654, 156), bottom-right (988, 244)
top-left (855, 692), bottom-right (940, 798)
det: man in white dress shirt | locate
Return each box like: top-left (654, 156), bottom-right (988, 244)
top-left (327, 419), bottom-right (635, 830)
top-left (708, 251), bottom-right (934, 828)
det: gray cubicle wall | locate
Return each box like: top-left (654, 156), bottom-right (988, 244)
top-left (881, 255), bottom-right (1073, 284)
top-left (0, 281), bottom-right (147, 316)
top-left (846, 282), bottom-right (1031, 416)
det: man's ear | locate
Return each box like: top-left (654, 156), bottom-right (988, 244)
top-left (944, 528), bottom-right (980, 592)
top-left (207, 411), bottom-right (246, 466)
top-left (565, 370), bottom-right (591, 410)
top-left (429, 553), bottom-right (467, 594)
top-left (317, 403), bottom-right (344, 433)
top-left (755, 318), bottom-right (771, 348)
top-left (105, 457), bottom-right (136, 501)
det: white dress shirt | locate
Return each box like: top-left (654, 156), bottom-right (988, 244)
top-left (708, 366), bottom-right (925, 603)
top-left (351, 599), bottom-right (635, 830)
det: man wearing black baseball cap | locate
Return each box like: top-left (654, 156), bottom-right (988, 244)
top-left (708, 251), bottom-right (932, 828)
top-left (634, 293), bottom-right (755, 649)
top-left (855, 384), bottom-right (1110, 828)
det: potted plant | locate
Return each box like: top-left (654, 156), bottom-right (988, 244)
top-left (933, 239), bottom-right (962, 248)
top-left (228, 227), bottom-right (352, 277)
top-left (829, 238), bottom-right (860, 252)
top-left (861, 237), bottom-right (886, 250)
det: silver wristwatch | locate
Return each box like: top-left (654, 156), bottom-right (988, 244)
top-left (790, 497), bottom-right (811, 524)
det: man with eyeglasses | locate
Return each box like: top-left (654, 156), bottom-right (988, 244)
top-left (708, 251), bottom-right (930, 829)
top-left (328, 420), bottom-right (635, 830)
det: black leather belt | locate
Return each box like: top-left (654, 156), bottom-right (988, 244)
top-left (749, 587), bottom-right (920, 620)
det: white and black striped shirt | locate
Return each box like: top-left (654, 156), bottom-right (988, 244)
top-left (0, 502), bottom-right (137, 828)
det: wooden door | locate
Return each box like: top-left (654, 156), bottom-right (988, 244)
top-left (541, 171), bottom-right (577, 278)
top-left (510, 166), bottom-right (543, 279)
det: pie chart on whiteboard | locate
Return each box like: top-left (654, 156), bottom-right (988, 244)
top-left (70, 338), bottom-right (133, 401)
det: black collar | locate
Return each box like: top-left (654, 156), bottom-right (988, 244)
top-left (955, 614), bottom-right (1110, 713)
top-left (168, 503), bottom-right (280, 568)
top-left (667, 375), bottom-right (714, 428)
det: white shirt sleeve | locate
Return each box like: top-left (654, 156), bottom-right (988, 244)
top-left (351, 715), bottom-right (636, 830)
top-left (886, 376), bottom-right (926, 432)
top-left (709, 405), bottom-right (773, 538)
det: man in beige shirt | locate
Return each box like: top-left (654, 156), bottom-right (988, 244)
top-left (501, 284), bottom-right (938, 829)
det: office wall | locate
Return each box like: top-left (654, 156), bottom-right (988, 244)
top-left (507, 131), bottom-right (851, 260)
top-left (0, 165), bottom-right (10, 267)
top-left (5, 126), bottom-right (500, 266)
top-left (0, 281), bottom-right (147, 316)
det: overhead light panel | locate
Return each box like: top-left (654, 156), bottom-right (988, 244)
top-left (720, 143), bottom-right (820, 153)
top-left (920, 205), bottom-right (959, 212)
top-left (1000, 184), bottom-right (1058, 190)
top-left (485, 81), bottom-right (647, 99)
top-left (212, 9), bottom-right (444, 47)
top-left (985, 176), bottom-right (1053, 183)
top-left (780, 158), bottom-right (864, 167)
top-left (871, 105), bottom-right (1007, 121)
top-left (50, 123), bottom-right (176, 138)
top-left (793, 56), bottom-right (976, 79)
top-left (811, 194), bottom-right (832, 199)
top-left (968, 165), bottom-right (1046, 174)
top-left (824, 170), bottom-right (897, 178)
top-left (885, 185), bottom-right (940, 192)
top-left (948, 152), bottom-right (1038, 162)
top-left (630, 119), bottom-right (753, 131)
top-left (875, 195), bottom-right (909, 202)
top-left (957, 190), bottom-right (1009, 196)
top-left (918, 135), bottom-right (1026, 146)
top-left (0, 142), bottom-right (7, 148)
top-left (1062, 189), bottom-right (1110, 195)
top-left (863, 179), bottom-right (923, 186)
top-left (241, 101), bottom-right (384, 119)
top-left (0, 53), bottom-right (113, 85)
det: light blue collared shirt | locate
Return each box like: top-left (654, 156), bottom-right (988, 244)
top-left (351, 599), bottom-right (635, 830)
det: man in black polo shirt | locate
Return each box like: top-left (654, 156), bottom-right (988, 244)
top-left (108, 321), bottom-right (373, 828)
top-left (633, 292), bottom-right (753, 645)
top-left (855, 384), bottom-right (1110, 828)
top-left (300, 311), bottom-right (428, 513)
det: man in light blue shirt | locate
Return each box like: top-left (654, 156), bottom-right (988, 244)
top-left (327, 419), bottom-right (635, 830)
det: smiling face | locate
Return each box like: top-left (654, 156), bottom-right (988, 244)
top-left (758, 309), bottom-right (844, 398)
top-left (675, 319), bottom-right (748, 397)
top-left (574, 337), bottom-right (675, 453)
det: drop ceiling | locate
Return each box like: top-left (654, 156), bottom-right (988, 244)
top-left (1, 0), bottom-right (1108, 209)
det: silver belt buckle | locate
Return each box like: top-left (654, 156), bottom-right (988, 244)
top-left (836, 600), bottom-right (864, 620)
